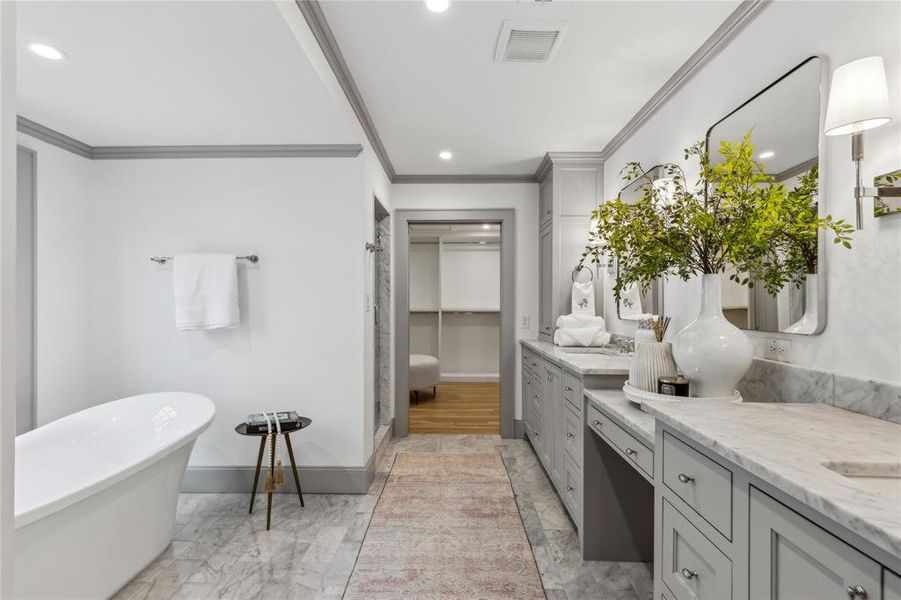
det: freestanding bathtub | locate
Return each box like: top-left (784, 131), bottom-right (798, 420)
top-left (14, 392), bottom-right (215, 599)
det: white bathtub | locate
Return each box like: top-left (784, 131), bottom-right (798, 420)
top-left (14, 392), bottom-right (215, 599)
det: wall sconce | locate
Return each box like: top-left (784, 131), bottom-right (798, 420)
top-left (824, 56), bottom-right (896, 228)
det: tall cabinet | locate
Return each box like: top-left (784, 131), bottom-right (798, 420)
top-left (535, 152), bottom-right (605, 340)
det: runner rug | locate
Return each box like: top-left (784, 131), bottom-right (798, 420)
top-left (344, 452), bottom-right (545, 599)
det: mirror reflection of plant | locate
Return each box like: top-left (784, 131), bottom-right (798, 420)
top-left (748, 164), bottom-right (853, 292)
top-left (580, 132), bottom-right (852, 301)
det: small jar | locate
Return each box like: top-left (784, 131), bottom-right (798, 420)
top-left (658, 375), bottom-right (690, 397)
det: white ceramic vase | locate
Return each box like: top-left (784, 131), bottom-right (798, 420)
top-left (632, 341), bottom-right (678, 393)
top-left (783, 273), bottom-right (818, 335)
top-left (672, 274), bottom-right (753, 398)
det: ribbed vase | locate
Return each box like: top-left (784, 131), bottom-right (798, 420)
top-left (633, 341), bottom-right (678, 393)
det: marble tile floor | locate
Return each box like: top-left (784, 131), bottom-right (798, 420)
top-left (114, 435), bottom-right (652, 600)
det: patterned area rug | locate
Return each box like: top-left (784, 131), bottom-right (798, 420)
top-left (344, 452), bottom-right (546, 599)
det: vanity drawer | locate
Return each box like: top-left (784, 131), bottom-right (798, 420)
top-left (662, 432), bottom-right (732, 540)
top-left (562, 452), bottom-right (582, 526)
top-left (662, 499), bottom-right (732, 600)
top-left (563, 402), bottom-right (582, 467)
top-left (523, 350), bottom-right (542, 374)
top-left (562, 371), bottom-right (582, 412)
top-left (587, 403), bottom-right (653, 478)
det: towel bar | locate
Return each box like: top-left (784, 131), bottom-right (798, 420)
top-left (150, 255), bottom-right (259, 265)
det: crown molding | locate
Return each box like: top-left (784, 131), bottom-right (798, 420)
top-left (17, 116), bottom-right (93, 159)
top-left (295, 0), bottom-right (396, 180)
top-left (598, 0), bottom-right (771, 161)
top-left (534, 151), bottom-right (606, 182)
top-left (393, 173), bottom-right (537, 184)
top-left (17, 116), bottom-right (363, 160)
top-left (772, 156), bottom-right (818, 183)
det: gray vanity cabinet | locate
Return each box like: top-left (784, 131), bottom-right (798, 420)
top-left (535, 152), bottom-right (604, 341)
top-left (748, 487), bottom-right (881, 600)
top-left (655, 424), bottom-right (899, 600)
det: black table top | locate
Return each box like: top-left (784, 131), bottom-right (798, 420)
top-left (235, 416), bottom-right (312, 436)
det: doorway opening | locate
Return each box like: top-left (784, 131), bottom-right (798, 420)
top-left (394, 209), bottom-right (515, 439)
top-left (408, 223), bottom-right (500, 434)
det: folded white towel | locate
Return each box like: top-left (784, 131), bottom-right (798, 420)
top-left (571, 281), bottom-right (596, 316)
top-left (556, 314), bottom-right (606, 330)
top-left (554, 326), bottom-right (612, 347)
top-left (173, 254), bottom-right (240, 330)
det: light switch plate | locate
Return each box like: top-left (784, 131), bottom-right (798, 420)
top-left (520, 315), bottom-right (531, 329)
top-left (764, 338), bottom-right (792, 362)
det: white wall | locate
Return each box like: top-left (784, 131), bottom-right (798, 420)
top-left (20, 136), bottom-right (98, 424)
top-left (602, 1), bottom-right (901, 383)
top-left (391, 183), bottom-right (539, 419)
top-left (22, 133), bottom-right (372, 468)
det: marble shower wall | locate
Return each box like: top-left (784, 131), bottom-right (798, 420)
top-left (737, 358), bottom-right (901, 425)
top-left (376, 216), bottom-right (392, 426)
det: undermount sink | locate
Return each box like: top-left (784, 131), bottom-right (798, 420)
top-left (822, 461), bottom-right (901, 503)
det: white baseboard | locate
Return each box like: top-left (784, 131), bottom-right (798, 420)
top-left (440, 373), bottom-right (500, 383)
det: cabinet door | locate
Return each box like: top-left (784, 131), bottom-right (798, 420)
top-left (885, 569), bottom-right (901, 600)
top-left (538, 368), bottom-right (553, 473)
top-left (749, 487), bottom-right (881, 600)
top-left (545, 366), bottom-right (563, 487)
top-left (522, 368), bottom-right (533, 435)
top-left (539, 224), bottom-right (554, 338)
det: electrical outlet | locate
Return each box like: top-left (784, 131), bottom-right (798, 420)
top-left (520, 315), bottom-right (531, 329)
top-left (764, 338), bottom-right (792, 363)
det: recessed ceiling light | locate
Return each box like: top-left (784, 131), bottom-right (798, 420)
top-left (482, 224), bottom-right (491, 230)
top-left (425, 0), bottom-right (450, 13)
top-left (438, 150), bottom-right (453, 160)
top-left (758, 150), bottom-right (775, 160)
top-left (28, 42), bottom-right (66, 61)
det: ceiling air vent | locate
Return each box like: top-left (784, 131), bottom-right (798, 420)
top-left (495, 20), bottom-right (569, 63)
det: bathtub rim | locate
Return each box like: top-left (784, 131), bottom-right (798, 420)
top-left (15, 392), bottom-right (214, 529)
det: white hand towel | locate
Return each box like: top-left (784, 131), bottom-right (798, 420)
top-left (173, 254), bottom-right (240, 330)
top-left (619, 282), bottom-right (646, 319)
top-left (554, 327), bottom-right (612, 347)
top-left (571, 281), bottom-right (596, 316)
top-left (556, 314), bottom-right (606, 330)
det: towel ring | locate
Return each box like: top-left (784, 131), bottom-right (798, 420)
top-left (572, 265), bottom-right (594, 283)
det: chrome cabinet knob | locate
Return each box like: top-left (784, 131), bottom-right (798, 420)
top-left (527, 379), bottom-right (531, 385)
top-left (625, 447), bottom-right (636, 456)
top-left (565, 386), bottom-right (573, 392)
top-left (566, 485), bottom-right (574, 492)
top-left (677, 473), bottom-right (694, 484)
top-left (592, 420), bottom-right (602, 427)
top-left (680, 568), bottom-right (697, 580)
top-left (566, 432), bottom-right (574, 439)
top-left (847, 585), bottom-right (867, 599)
top-left (534, 394), bottom-right (539, 399)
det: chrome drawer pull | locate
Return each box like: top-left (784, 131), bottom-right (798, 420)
top-left (677, 473), bottom-right (694, 484)
top-left (592, 420), bottom-right (602, 427)
top-left (847, 585), bottom-right (868, 599)
top-left (625, 447), bottom-right (636, 456)
top-left (680, 568), bottom-right (697, 580)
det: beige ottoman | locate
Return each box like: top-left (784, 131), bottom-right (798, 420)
top-left (409, 354), bottom-right (440, 402)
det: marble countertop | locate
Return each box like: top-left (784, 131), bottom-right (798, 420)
top-left (521, 339), bottom-right (630, 376)
top-left (642, 398), bottom-right (901, 559)
top-left (584, 389), bottom-right (656, 448)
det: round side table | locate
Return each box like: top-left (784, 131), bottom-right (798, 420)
top-left (235, 416), bottom-right (312, 530)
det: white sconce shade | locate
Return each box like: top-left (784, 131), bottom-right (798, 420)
top-left (825, 56), bottom-right (892, 136)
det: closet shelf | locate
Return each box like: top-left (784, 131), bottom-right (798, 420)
top-left (441, 308), bottom-right (500, 314)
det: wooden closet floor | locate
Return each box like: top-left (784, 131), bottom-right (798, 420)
top-left (409, 382), bottom-right (500, 434)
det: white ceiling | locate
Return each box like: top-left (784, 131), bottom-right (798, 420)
top-left (321, 0), bottom-right (740, 175)
top-left (17, 1), bottom-right (356, 146)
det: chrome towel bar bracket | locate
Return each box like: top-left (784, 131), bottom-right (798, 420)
top-left (150, 255), bottom-right (259, 265)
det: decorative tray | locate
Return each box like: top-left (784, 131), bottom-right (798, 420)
top-left (623, 380), bottom-right (741, 408)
